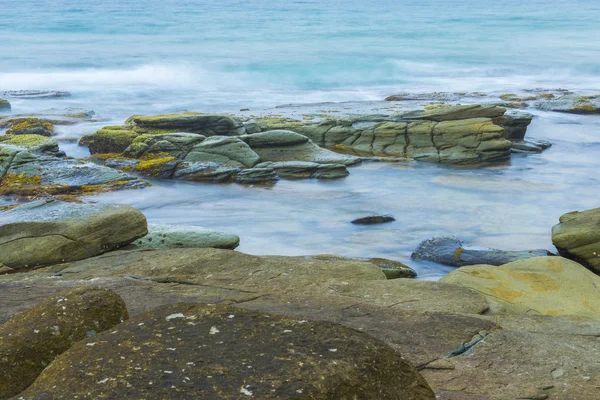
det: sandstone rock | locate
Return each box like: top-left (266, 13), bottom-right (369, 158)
top-left (552, 208), bottom-right (600, 275)
top-left (0, 287), bottom-right (127, 399)
top-left (412, 236), bottom-right (552, 267)
top-left (439, 256), bottom-right (600, 321)
top-left (16, 303), bottom-right (435, 400)
top-left (0, 145), bottom-right (146, 198)
top-left (5, 118), bottom-right (55, 137)
top-left (133, 223), bottom-right (240, 250)
top-left (537, 94), bottom-right (600, 114)
top-left (307, 254), bottom-right (417, 278)
top-left (255, 161), bottom-right (349, 179)
top-left (0, 199), bottom-right (147, 270)
top-left (494, 110), bottom-right (533, 140)
top-left (400, 104), bottom-right (506, 121)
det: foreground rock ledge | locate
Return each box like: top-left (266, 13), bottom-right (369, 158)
top-left (0, 287), bottom-right (128, 400)
top-left (15, 303), bottom-right (435, 400)
top-left (552, 207), bottom-right (600, 275)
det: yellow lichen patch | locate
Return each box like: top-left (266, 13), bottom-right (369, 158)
top-left (254, 116), bottom-right (303, 127)
top-left (506, 271), bottom-right (559, 293)
top-left (489, 282), bottom-right (524, 302)
top-left (548, 258), bottom-right (564, 273)
top-left (0, 173), bottom-right (42, 186)
top-left (5, 118), bottom-right (54, 136)
top-left (132, 153), bottom-right (176, 176)
top-left (453, 247), bottom-right (464, 261)
top-left (0, 134), bottom-right (53, 149)
top-left (89, 153), bottom-right (127, 160)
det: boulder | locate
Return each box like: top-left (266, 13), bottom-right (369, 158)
top-left (126, 113), bottom-right (246, 136)
top-left (0, 199), bottom-right (148, 271)
top-left (439, 256), bottom-right (600, 321)
top-left (0, 135), bottom-right (61, 156)
top-left (351, 215), bottom-right (395, 225)
top-left (16, 303), bottom-right (435, 400)
top-left (241, 130), bottom-right (361, 166)
top-left (411, 236), bottom-right (552, 267)
top-left (0, 287), bottom-right (127, 399)
top-left (0, 98), bottom-right (10, 111)
top-left (0, 145), bottom-right (146, 198)
top-left (255, 161), bottom-right (349, 179)
top-left (494, 110), bottom-right (533, 140)
top-left (552, 207), bottom-right (600, 274)
top-left (5, 118), bottom-right (55, 136)
top-left (233, 167), bottom-right (279, 184)
top-left (133, 223), bottom-right (240, 250)
top-left (537, 94), bottom-right (600, 114)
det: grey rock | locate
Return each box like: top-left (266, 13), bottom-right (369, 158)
top-left (0, 90), bottom-right (71, 99)
top-left (255, 161), bottom-right (349, 179)
top-left (233, 167), bottom-right (279, 184)
top-left (351, 215), bottom-right (395, 225)
top-left (537, 94), bottom-right (600, 114)
top-left (134, 223), bottom-right (240, 250)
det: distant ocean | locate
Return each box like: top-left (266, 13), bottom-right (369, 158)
top-left (1, 0), bottom-right (600, 117)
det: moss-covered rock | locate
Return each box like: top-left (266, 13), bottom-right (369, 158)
top-left (0, 98), bottom-right (10, 111)
top-left (0, 134), bottom-right (60, 156)
top-left (0, 287), bottom-right (128, 399)
top-left (16, 302), bottom-right (435, 400)
top-left (537, 94), bottom-right (600, 114)
top-left (0, 199), bottom-right (148, 270)
top-left (552, 207), bottom-right (600, 274)
top-left (80, 126), bottom-right (139, 154)
top-left (5, 118), bottom-right (55, 136)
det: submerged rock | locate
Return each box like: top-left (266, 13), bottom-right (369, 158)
top-left (134, 223), bottom-right (240, 250)
top-left (537, 93), bottom-right (600, 114)
top-left (0, 199), bottom-right (147, 271)
top-left (552, 207), bottom-right (600, 274)
top-left (0, 145), bottom-right (146, 198)
top-left (440, 256), bottom-right (600, 321)
top-left (351, 215), bottom-right (395, 225)
top-left (0, 287), bottom-right (127, 399)
top-left (0, 90), bottom-right (71, 99)
top-left (17, 302), bottom-right (435, 400)
top-left (411, 236), bottom-right (552, 267)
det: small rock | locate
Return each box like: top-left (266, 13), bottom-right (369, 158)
top-left (351, 215), bottom-right (395, 225)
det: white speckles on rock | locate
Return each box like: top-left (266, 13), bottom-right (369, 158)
top-left (166, 313), bottom-right (185, 321)
top-left (240, 386), bottom-right (253, 396)
top-left (329, 349), bottom-right (338, 352)
top-left (97, 378), bottom-right (109, 384)
top-left (209, 326), bottom-right (220, 335)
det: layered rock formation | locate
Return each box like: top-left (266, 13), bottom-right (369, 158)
top-left (552, 207), bottom-right (600, 274)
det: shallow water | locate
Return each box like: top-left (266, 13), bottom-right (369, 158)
top-left (1, 1), bottom-right (600, 279)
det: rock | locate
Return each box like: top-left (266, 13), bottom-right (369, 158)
top-left (126, 113), bottom-right (246, 136)
top-left (0, 135), bottom-right (61, 156)
top-left (0, 287), bottom-right (127, 399)
top-left (0, 145), bottom-right (146, 198)
top-left (233, 167), bottom-right (279, 184)
top-left (0, 90), bottom-right (71, 99)
top-left (400, 104), bottom-right (506, 121)
top-left (133, 223), bottom-right (240, 250)
top-left (510, 138), bottom-right (552, 153)
top-left (255, 161), bottom-right (349, 179)
top-left (5, 118), bottom-right (55, 136)
top-left (0, 98), bottom-right (10, 111)
top-left (241, 130), bottom-right (361, 166)
top-left (439, 256), bottom-right (600, 321)
top-left (0, 199), bottom-right (147, 270)
top-left (494, 110), bottom-right (533, 141)
top-left (80, 126), bottom-right (140, 154)
top-left (411, 236), bottom-right (552, 267)
top-left (17, 302), bottom-right (435, 400)
top-left (309, 254), bottom-right (417, 279)
top-left (552, 207), bottom-right (600, 274)
top-left (537, 94), bottom-right (600, 114)
top-left (351, 215), bottom-right (395, 225)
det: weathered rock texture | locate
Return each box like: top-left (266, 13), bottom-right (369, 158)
top-left (16, 303), bottom-right (435, 400)
top-left (0, 199), bottom-right (147, 271)
top-left (0, 287), bottom-right (127, 399)
top-left (552, 207), bottom-right (600, 275)
top-left (537, 94), bottom-right (600, 114)
top-left (133, 223), bottom-right (240, 250)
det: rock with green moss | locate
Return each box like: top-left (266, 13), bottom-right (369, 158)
top-left (0, 287), bottom-right (128, 400)
top-left (80, 126), bottom-right (140, 154)
top-left (133, 223), bottom-right (240, 250)
top-left (5, 117), bottom-right (55, 136)
top-left (552, 207), bottom-right (600, 275)
top-left (0, 145), bottom-right (147, 198)
top-left (537, 94), bottom-right (600, 114)
top-left (16, 302), bottom-right (435, 400)
top-left (255, 161), bottom-right (349, 179)
top-left (125, 112), bottom-right (246, 136)
top-left (0, 98), bottom-right (10, 112)
top-left (0, 199), bottom-right (148, 271)
top-left (0, 134), bottom-right (61, 156)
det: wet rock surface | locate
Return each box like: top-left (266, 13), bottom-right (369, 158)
top-left (411, 236), bottom-right (552, 267)
top-left (133, 223), bottom-right (240, 250)
top-left (0, 287), bottom-right (127, 399)
top-left (537, 93), bottom-right (600, 114)
top-left (0, 199), bottom-right (147, 271)
top-left (16, 302), bottom-right (435, 400)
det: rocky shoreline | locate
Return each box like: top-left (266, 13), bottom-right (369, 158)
top-left (1, 91), bottom-right (599, 399)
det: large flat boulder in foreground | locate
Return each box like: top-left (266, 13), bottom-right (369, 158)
top-left (0, 287), bottom-right (127, 400)
top-left (552, 207), bottom-right (600, 275)
top-left (0, 199), bottom-right (147, 271)
top-left (16, 302), bottom-right (435, 400)
top-left (133, 223), bottom-right (240, 250)
top-left (440, 256), bottom-right (600, 321)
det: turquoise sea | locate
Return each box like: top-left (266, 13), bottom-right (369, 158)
top-left (1, 1), bottom-right (600, 279)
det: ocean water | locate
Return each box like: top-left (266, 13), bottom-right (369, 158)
top-left (1, 1), bottom-right (600, 279)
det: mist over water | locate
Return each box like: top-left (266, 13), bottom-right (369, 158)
top-left (1, 0), bottom-right (600, 278)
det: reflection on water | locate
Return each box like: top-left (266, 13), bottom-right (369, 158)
top-left (86, 111), bottom-right (600, 280)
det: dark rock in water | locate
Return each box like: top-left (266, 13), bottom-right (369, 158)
top-left (352, 215), bottom-right (395, 225)
top-left (0, 199), bottom-right (148, 271)
top-left (0, 90), bottom-right (71, 99)
top-left (16, 302), bottom-right (435, 400)
top-left (0, 287), bottom-right (128, 399)
top-left (0, 98), bottom-right (10, 111)
top-left (411, 236), bottom-right (553, 267)
top-left (494, 110), bottom-right (533, 140)
top-left (552, 207), bottom-right (600, 275)
top-left (510, 138), bottom-right (552, 153)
